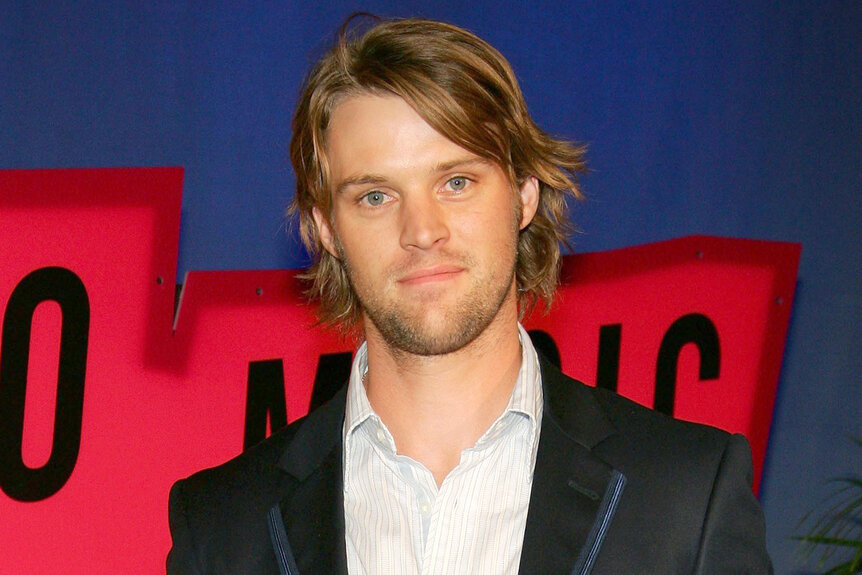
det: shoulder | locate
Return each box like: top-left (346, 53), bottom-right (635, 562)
top-left (167, 416), bottom-right (304, 552)
top-left (166, 421), bottom-right (303, 574)
top-left (540, 356), bottom-right (749, 488)
top-left (592, 382), bottom-right (734, 453)
top-left (539, 360), bottom-right (770, 571)
top-left (167, 388), bottom-right (347, 572)
top-left (169, 385), bottom-right (347, 528)
top-left (171, 421), bottom-right (299, 506)
top-left (592, 382), bottom-right (751, 487)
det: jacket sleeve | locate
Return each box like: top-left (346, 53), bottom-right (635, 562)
top-left (166, 479), bottom-right (203, 575)
top-left (694, 433), bottom-right (773, 574)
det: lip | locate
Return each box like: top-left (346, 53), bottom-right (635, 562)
top-left (398, 265), bottom-right (465, 285)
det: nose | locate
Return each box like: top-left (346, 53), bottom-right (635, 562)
top-left (399, 195), bottom-right (449, 250)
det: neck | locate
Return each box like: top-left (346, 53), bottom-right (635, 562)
top-left (361, 289), bottom-right (523, 485)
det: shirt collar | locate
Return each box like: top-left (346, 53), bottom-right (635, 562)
top-left (343, 340), bottom-right (374, 436)
top-left (343, 323), bottom-right (543, 481)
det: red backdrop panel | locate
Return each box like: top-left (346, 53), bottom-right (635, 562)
top-left (0, 168), bottom-right (799, 574)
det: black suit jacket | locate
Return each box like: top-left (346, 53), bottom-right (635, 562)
top-left (167, 356), bottom-right (772, 574)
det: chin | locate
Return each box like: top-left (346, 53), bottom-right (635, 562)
top-left (369, 302), bottom-right (505, 357)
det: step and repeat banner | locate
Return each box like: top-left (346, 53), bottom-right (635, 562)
top-left (1, 168), bottom-right (799, 574)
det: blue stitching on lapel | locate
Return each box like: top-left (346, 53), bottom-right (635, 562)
top-left (570, 470), bottom-right (627, 575)
top-left (268, 504), bottom-right (299, 575)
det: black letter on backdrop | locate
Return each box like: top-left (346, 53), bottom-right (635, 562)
top-left (243, 352), bottom-right (353, 450)
top-left (244, 360), bottom-right (288, 450)
top-left (654, 313), bottom-right (720, 416)
top-left (596, 324), bottom-right (622, 392)
top-left (527, 330), bottom-right (561, 370)
top-left (0, 267), bottom-right (89, 502)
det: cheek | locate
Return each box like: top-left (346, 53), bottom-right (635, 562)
top-left (333, 220), bottom-right (393, 277)
top-left (462, 195), bottom-right (521, 240)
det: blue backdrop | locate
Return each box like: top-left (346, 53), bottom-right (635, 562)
top-left (2, 2), bottom-right (860, 572)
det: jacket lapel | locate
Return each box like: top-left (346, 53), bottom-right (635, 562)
top-left (518, 357), bottom-right (626, 575)
top-left (267, 358), bottom-right (626, 575)
top-left (271, 387), bottom-right (349, 575)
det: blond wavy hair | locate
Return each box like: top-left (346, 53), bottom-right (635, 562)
top-left (290, 16), bottom-right (586, 329)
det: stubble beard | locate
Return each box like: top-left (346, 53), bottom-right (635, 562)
top-left (337, 240), bottom-right (519, 357)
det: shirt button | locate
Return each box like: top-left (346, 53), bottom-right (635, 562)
top-left (418, 501), bottom-right (431, 515)
top-left (376, 428), bottom-right (386, 443)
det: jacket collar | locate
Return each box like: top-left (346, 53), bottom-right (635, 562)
top-left (539, 353), bottom-right (617, 449)
top-left (277, 385), bottom-right (347, 480)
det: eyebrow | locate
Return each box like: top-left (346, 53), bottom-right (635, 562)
top-left (334, 174), bottom-right (388, 195)
top-left (333, 156), bottom-right (493, 195)
top-left (433, 157), bottom-right (493, 173)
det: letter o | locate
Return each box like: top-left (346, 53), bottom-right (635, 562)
top-left (0, 267), bottom-right (89, 501)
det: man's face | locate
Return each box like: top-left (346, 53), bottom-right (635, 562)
top-left (313, 94), bottom-right (538, 356)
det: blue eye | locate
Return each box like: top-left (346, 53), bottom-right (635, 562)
top-left (365, 191), bottom-right (386, 206)
top-left (448, 177), bottom-right (468, 191)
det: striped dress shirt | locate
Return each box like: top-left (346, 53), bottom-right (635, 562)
top-left (343, 324), bottom-right (543, 575)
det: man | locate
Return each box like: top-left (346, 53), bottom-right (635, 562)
top-left (167, 17), bottom-right (772, 574)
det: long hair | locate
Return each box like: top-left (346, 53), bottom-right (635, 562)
top-left (290, 16), bottom-right (586, 329)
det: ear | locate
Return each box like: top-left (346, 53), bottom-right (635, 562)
top-left (518, 176), bottom-right (540, 230)
top-left (312, 206), bottom-right (339, 258)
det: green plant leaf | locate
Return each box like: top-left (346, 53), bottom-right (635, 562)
top-left (793, 437), bottom-right (862, 574)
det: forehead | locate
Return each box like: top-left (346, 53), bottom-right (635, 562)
top-left (324, 93), bottom-right (481, 181)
